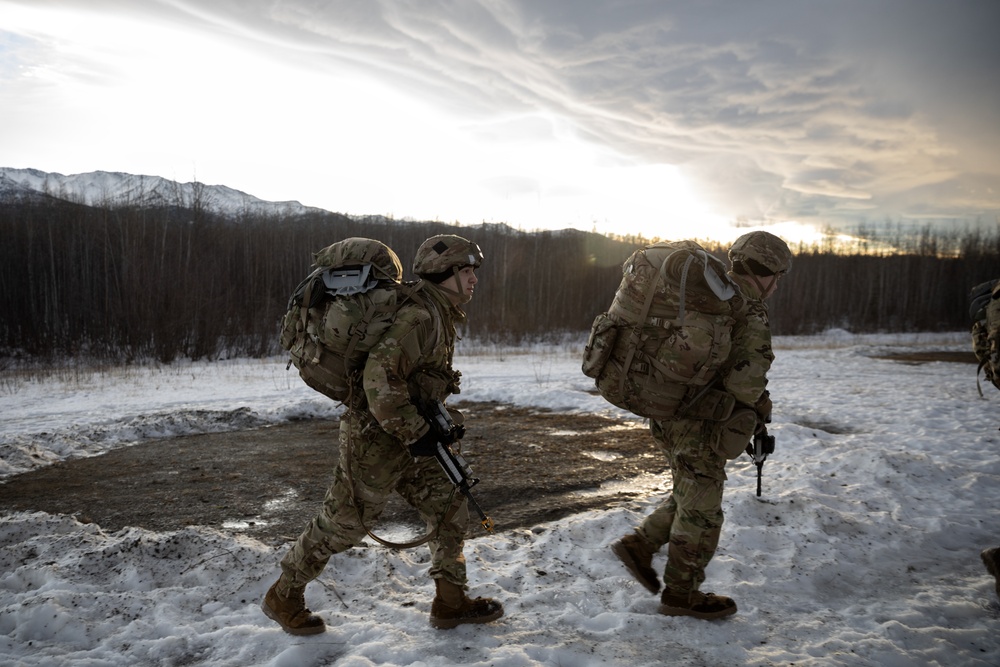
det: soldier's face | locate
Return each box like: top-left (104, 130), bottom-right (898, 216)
top-left (760, 273), bottom-right (781, 299)
top-left (444, 266), bottom-right (478, 305)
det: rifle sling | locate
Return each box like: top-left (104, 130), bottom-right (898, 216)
top-left (342, 418), bottom-right (464, 550)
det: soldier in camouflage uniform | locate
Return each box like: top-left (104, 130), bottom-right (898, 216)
top-left (970, 278), bottom-right (1000, 601)
top-left (262, 235), bottom-right (504, 634)
top-left (611, 230), bottom-right (792, 620)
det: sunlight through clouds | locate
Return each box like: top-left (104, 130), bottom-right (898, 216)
top-left (2, 0), bottom-right (998, 243)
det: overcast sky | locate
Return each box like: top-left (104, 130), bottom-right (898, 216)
top-left (2, 0), bottom-right (998, 243)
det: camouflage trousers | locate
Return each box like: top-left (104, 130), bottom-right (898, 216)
top-left (636, 418), bottom-right (728, 596)
top-left (278, 413), bottom-right (470, 592)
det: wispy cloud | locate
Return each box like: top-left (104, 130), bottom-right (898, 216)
top-left (2, 0), bottom-right (997, 239)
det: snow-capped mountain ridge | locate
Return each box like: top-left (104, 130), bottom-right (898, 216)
top-left (0, 167), bottom-right (323, 219)
top-left (1, 167), bottom-right (587, 234)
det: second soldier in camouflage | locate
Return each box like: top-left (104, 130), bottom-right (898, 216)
top-left (612, 230), bottom-right (792, 620)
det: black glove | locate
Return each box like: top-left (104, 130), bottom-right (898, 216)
top-left (407, 423), bottom-right (465, 457)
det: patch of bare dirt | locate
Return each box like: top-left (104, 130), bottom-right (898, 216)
top-left (872, 350), bottom-right (978, 364)
top-left (0, 402), bottom-right (665, 546)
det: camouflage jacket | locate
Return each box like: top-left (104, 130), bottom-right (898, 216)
top-left (362, 281), bottom-right (464, 445)
top-left (721, 273), bottom-right (774, 411)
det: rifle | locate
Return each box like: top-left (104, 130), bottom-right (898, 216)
top-left (420, 400), bottom-right (495, 534)
top-left (746, 427), bottom-right (775, 497)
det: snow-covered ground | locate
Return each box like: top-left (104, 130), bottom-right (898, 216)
top-left (1, 331), bottom-right (998, 666)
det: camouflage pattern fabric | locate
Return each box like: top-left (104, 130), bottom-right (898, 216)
top-left (364, 284), bottom-right (462, 443)
top-left (280, 283), bottom-right (405, 404)
top-left (720, 273), bottom-right (774, 407)
top-left (637, 417), bottom-right (726, 594)
top-left (278, 412), bottom-right (470, 589)
top-left (970, 278), bottom-right (1000, 393)
top-left (278, 280), bottom-right (471, 589)
top-left (584, 241), bottom-right (741, 421)
top-left (279, 237), bottom-right (410, 404)
top-left (313, 237), bottom-right (403, 281)
top-left (635, 270), bottom-right (774, 597)
top-left (728, 230), bottom-right (793, 275)
top-left (610, 241), bottom-right (734, 322)
top-left (412, 235), bottom-right (483, 276)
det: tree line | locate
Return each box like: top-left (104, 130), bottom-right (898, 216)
top-left (0, 196), bottom-right (997, 364)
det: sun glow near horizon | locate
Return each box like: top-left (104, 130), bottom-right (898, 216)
top-left (3, 3), bottom-right (857, 249)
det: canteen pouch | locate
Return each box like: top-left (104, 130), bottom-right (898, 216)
top-left (713, 408), bottom-right (758, 460)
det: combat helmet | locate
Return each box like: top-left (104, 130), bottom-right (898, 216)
top-left (413, 235), bottom-right (484, 279)
top-left (729, 231), bottom-right (792, 276)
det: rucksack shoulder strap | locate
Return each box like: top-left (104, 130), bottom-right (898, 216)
top-left (406, 280), bottom-right (450, 353)
top-left (618, 250), bottom-right (675, 397)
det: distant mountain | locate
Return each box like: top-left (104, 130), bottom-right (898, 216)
top-left (0, 167), bottom-right (594, 236)
top-left (0, 167), bottom-right (324, 219)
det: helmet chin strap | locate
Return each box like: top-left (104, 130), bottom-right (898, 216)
top-left (432, 266), bottom-right (472, 304)
top-left (737, 260), bottom-right (770, 296)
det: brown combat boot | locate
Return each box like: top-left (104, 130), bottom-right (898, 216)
top-left (982, 547), bottom-right (1000, 600)
top-left (261, 579), bottom-right (326, 635)
top-left (430, 579), bottom-right (504, 629)
top-left (658, 589), bottom-right (737, 620)
top-left (611, 533), bottom-right (661, 594)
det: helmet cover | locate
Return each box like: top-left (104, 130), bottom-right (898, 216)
top-left (729, 231), bottom-right (792, 275)
top-left (314, 237), bottom-right (403, 282)
top-left (413, 234), bottom-right (484, 277)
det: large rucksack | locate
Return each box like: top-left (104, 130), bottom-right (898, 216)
top-left (970, 278), bottom-right (1000, 396)
top-left (582, 240), bottom-right (743, 421)
top-left (280, 238), bottom-right (427, 404)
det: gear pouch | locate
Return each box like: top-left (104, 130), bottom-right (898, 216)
top-left (582, 313), bottom-right (619, 379)
top-left (682, 387), bottom-right (736, 421)
top-left (713, 408), bottom-right (758, 460)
